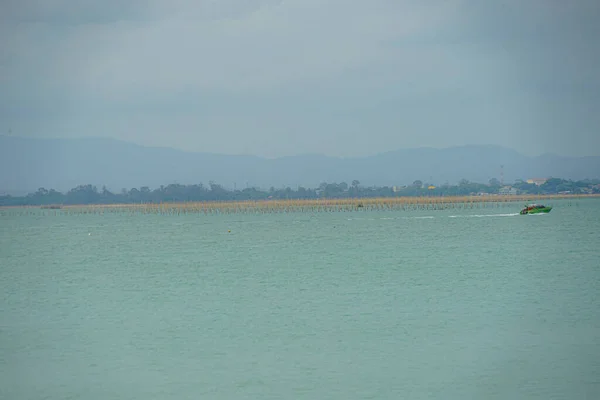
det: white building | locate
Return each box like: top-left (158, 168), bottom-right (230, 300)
top-left (499, 186), bottom-right (518, 195)
top-left (526, 178), bottom-right (548, 186)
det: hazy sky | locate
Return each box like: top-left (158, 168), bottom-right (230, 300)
top-left (1, 0), bottom-right (599, 158)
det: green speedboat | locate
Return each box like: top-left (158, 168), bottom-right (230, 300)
top-left (520, 204), bottom-right (552, 215)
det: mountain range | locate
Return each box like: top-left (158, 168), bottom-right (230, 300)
top-left (1, 135), bottom-right (599, 195)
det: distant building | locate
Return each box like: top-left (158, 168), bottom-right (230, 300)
top-left (527, 178), bottom-right (548, 186)
top-left (499, 186), bottom-right (518, 195)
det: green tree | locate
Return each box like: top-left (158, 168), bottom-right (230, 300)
top-left (489, 178), bottom-right (501, 187)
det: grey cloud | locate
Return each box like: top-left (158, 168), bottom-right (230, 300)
top-left (0, 0), bottom-right (143, 24)
top-left (3, 0), bottom-right (458, 92)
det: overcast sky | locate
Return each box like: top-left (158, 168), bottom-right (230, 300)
top-left (1, 0), bottom-right (599, 158)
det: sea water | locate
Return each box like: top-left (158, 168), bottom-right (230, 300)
top-left (1, 199), bottom-right (599, 399)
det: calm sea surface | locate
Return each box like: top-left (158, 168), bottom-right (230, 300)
top-left (2, 199), bottom-right (599, 399)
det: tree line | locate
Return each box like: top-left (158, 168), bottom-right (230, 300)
top-left (1, 178), bottom-right (598, 206)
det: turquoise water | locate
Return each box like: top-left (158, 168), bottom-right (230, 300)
top-left (2, 199), bottom-right (599, 399)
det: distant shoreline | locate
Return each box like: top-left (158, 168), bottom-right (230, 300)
top-left (1, 193), bottom-right (597, 213)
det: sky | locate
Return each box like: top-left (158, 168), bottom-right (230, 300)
top-left (1, 0), bottom-right (599, 158)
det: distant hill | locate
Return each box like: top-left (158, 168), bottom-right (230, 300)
top-left (1, 136), bottom-right (599, 195)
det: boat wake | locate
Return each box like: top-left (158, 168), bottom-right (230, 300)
top-left (348, 216), bottom-right (436, 221)
top-left (348, 213), bottom-right (523, 221)
top-left (448, 213), bottom-right (519, 218)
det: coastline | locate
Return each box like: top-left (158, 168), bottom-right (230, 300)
top-left (1, 193), bottom-right (597, 214)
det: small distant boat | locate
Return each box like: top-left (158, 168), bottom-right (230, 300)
top-left (520, 204), bottom-right (552, 215)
